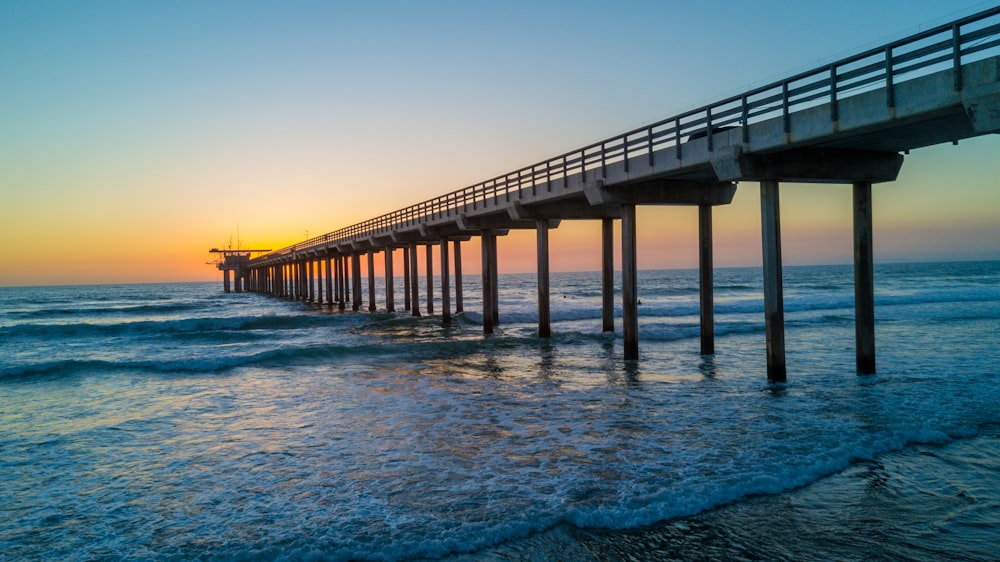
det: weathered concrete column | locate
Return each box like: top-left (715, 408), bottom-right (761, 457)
top-left (367, 251), bottom-right (377, 312)
top-left (403, 245), bottom-right (411, 311)
top-left (352, 253), bottom-right (363, 311)
top-left (338, 256), bottom-right (346, 310)
top-left (602, 218), bottom-right (615, 332)
top-left (441, 238), bottom-right (451, 326)
top-left (316, 260), bottom-right (323, 303)
top-left (385, 247), bottom-right (395, 313)
top-left (308, 260), bottom-right (315, 301)
top-left (409, 242), bottom-right (421, 317)
top-left (223, 268), bottom-right (231, 293)
top-left (760, 180), bottom-right (787, 382)
top-left (425, 244), bottom-right (434, 315)
top-left (453, 240), bottom-right (464, 313)
top-left (490, 233), bottom-right (499, 327)
top-left (699, 204), bottom-right (715, 355)
top-left (481, 231), bottom-right (494, 334)
top-left (293, 262), bottom-right (299, 299)
top-left (325, 257), bottom-right (333, 307)
top-left (854, 181), bottom-right (876, 374)
top-left (622, 205), bottom-right (639, 360)
top-left (536, 219), bottom-right (551, 338)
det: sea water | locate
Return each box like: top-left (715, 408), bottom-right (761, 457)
top-left (1, 261), bottom-right (998, 560)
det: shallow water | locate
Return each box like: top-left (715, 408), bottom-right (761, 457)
top-left (1, 261), bottom-right (998, 560)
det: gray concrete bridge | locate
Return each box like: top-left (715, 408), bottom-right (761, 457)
top-left (237, 8), bottom-right (1000, 382)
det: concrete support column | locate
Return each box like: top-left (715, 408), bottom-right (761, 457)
top-left (338, 256), bottom-right (346, 310)
top-left (536, 219), bottom-right (551, 338)
top-left (343, 254), bottom-right (354, 307)
top-left (760, 180), bottom-right (787, 382)
top-left (352, 254), bottom-right (362, 311)
top-left (316, 260), bottom-right (324, 304)
top-left (368, 251), bottom-right (377, 312)
top-left (385, 248), bottom-right (395, 313)
top-left (854, 181), bottom-right (876, 374)
top-left (325, 258), bottom-right (333, 307)
top-left (454, 240), bottom-right (464, 313)
top-left (223, 269), bottom-right (231, 293)
top-left (490, 233), bottom-right (499, 327)
top-left (307, 260), bottom-right (314, 301)
top-left (403, 245), bottom-right (411, 311)
top-left (699, 204), bottom-right (715, 355)
top-left (409, 242), bottom-right (421, 317)
top-left (602, 218), bottom-right (615, 332)
top-left (441, 238), bottom-right (451, 326)
top-left (425, 244), bottom-right (434, 315)
top-left (622, 205), bottom-right (639, 360)
top-left (481, 232), bottom-right (494, 334)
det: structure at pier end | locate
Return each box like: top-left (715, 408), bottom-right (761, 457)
top-left (208, 248), bottom-right (270, 293)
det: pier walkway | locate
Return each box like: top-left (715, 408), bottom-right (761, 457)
top-left (236, 8), bottom-right (1000, 381)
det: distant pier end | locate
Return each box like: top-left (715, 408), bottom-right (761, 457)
top-left (209, 248), bottom-right (271, 293)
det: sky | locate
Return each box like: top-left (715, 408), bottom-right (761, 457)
top-left (1, 0), bottom-right (999, 286)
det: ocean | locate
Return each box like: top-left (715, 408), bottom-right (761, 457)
top-left (1, 261), bottom-right (998, 561)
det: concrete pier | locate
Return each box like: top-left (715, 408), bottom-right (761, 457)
top-left (242, 11), bottom-right (1000, 379)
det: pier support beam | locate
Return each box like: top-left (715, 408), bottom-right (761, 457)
top-left (854, 181), bottom-right (876, 374)
top-left (338, 256), bottom-right (346, 310)
top-left (223, 269), bottom-right (231, 293)
top-left (325, 257), bottom-right (333, 307)
top-left (441, 238), bottom-right (451, 326)
top-left (307, 260), bottom-right (314, 301)
top-left (409, 242), bottom-right (421, 317)
top-left (760, 180), bottom-right (787, 382)
top-left (425, 244), bottom-right (434, 315)
top-left (454, 240), bottom-right (464, 313)
top-left (368, 251), bottom-right (377, 312)
top-left (481, 231), bottom-right (494, 334)
top-left (536, 219), bottom-right (551, 338)
top-left (490, 233), bottom-right (499, 327)
top-left (622, 205), bottom-right (638, 360)
top-left (699, 204), bottom-right (715, 355)
top-left (316, 260), bottom-right (323, 303)
top-left (602, 218), bottom-right (615, 332)
top-left (385, 248), bottom-right (395, 313)
top-left (352, 254), bottom-right (362, 311)
top-left (403, 245), bottom-right (411, 311)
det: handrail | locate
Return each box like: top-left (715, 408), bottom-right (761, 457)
top-left (254, 6), bottom-right (1000, 264)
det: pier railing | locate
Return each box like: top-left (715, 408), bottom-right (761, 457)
top-left (257, 6), bottom-right (1000, 262)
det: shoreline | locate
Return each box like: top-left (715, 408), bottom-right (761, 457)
top-left (449, 426), bottom-right (1000, 561)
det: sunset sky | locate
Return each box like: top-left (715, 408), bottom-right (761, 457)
top-left (2, 0), bottom-right (998, 286)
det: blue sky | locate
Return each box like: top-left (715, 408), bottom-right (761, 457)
top-left (1, 0), bottom-right (998, 285)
